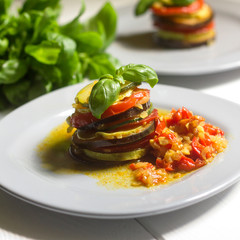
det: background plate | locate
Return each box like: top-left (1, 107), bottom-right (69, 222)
top-left (0, 82), bottom-right (240, 219)
top-left (108, 0), bottom-right (240, 75)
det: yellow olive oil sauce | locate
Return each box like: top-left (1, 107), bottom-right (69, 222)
top-left (37, 109), bottom-right (185, 189)
top-left (37, 121), bottom-right (140, 189)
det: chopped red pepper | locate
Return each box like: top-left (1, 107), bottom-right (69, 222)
top-left (194, 158), bottom-right (207, 169)
top-left (203, 124), bottom-right (224, 136)
top-left (191, 136), bottom-right (204, 157)
top-left (129, 162), bottom-right (153, 170)
top-left (199, 133), bottom-right (212, 146)
top-left (167, 107), bottom-right (193, 125)
top-left (176, 155), bottom-right (196, 171)
top-left (156, 158), bottom-right (174, 171)
top-left (155, 117), bottom-right (166, 136)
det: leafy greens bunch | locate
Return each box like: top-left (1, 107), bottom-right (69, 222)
top-left (0, 0), bottom-right (118, 110)
top-left (89, 63), bottom-right (158, 119)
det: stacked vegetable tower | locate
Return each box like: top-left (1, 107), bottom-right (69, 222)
top-left (136, 0), bottom-right (215, 48)
top-left (67, 64), bottom-right (159, 163)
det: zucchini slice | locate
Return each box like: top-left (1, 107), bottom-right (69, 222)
top-left (82, 148), bottom-right (147, 161)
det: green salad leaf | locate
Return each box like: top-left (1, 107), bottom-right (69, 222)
top-left (89, 63), bottom-right (159, 119)
top-left (0, 59), bottom-right (28, 84)
top-left (0, 0), bottom-right (118, 109)
top-left (25, 41), bottom-right (61, 65)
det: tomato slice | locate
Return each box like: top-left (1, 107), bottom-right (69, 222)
top-left (69, 112), bottom-right (97, 129)
top-left (101, 89), bottom-right (150, 119)
top-left (151, 0), bottom-right (203, 16)
top-left (70, 89), bottom-right (150, 128)
top-left (111, 108), bottom-right (160, 132)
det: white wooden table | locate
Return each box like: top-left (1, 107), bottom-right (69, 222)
top-left (1, 0), bottom-right (240, 239)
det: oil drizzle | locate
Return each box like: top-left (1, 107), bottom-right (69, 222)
top-left (37, 122), bottom-right (140, 189)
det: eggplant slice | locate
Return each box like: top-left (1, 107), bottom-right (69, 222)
top-left (72, 120), bottom-right (155, 149)
top-left (153, 34), bottom-right (215, 48)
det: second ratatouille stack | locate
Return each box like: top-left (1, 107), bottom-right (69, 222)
top-left (136, 0), bottom-right (215, 48)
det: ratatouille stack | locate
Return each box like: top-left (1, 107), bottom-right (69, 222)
top-left (67, 64), bottom-right (159, 163)
top-left (67, 64), bottom-right (227, 187)
top-left (136, 0), bottom-right (215, 48)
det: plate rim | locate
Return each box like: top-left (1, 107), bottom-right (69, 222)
top-left (107, 0), bottom-right (240, 76)
top-left (0, 81), bottom-right (240, 219)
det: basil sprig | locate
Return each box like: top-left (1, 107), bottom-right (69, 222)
top-left (0, 0), bottom-right (118, 110)
top-left (135, 0), bottom-right (195, 16)
top-left (89, 64), bottom-right (158, 119)
top-left (162, 0), bottom-right (195, 6)
top-left (135, 0), bottom-right (156, 16)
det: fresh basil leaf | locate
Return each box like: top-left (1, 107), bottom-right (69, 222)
top-left (60, 0), bottom-right (85, 39)
top-left (0, 38), bottom-right (8, 55)
top-left (163, 0), bottom-right (195, 6)
top-left (59, 51), bottom-right (82, 86)
top-left (0, 0), bottom-right (117, 110)
top-left (135, 0), bottom-right (156, 16)
top-left (9, 34), bottom-right (28, 59)
top-left (0, 87), bottom-right (9, 110)
top-left (3, 79), bottom-right (31, 106)
top-left (0, 15), bottom-right (18, 36)
top-left (25, 41), bottom-right (61, 65)
top-left (78, 53), bottom-right (90, 77)
top-left (46, 32), bottom-right (82, 85)
top-left (31, 8), bottom-right (59, 43)
top-left (114, 75), bottom-right (124, 84)
top-left (30, 60), bottom-right (62, 89)
top-left (0, 59), bottom-right (28, 84)
top-left (20, 0), bottom-right (60, 13)
top-left (46, 32), bottom-right (76, 53)
top-left (87, 53), bottom-right (120, 80)
top-left (28, 78), bottom-right (47, 100)
top-left (0, 0), bottom-right (13, 15)
top-left (99, 74), bottom-right (114, 81)
top-left (89, 77), bottom-right (121, 119)
top-left (116, 64), bottom-right (158, 88)
top-left (84, 2), bottom-right (117, 50)
top-left (76, 32), bottom-right (103, 54)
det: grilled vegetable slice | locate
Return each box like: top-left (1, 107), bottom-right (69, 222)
top-left (82, 148), bottom-right (147, 161)
top-left (74, 100), bottom-right (151, 131)
top-left (72, 120), bottom-right (155, 148)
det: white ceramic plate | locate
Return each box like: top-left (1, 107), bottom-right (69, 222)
top-left (108, 0), bottom-right (240, 75)
top-left (0, 81), bottom-right (240, 219)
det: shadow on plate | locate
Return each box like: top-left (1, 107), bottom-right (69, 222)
top-left (117, 32), bottom-right (160, 50)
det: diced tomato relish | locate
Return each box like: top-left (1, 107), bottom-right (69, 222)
top-left (130, 107), bottom-right (227, 187)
